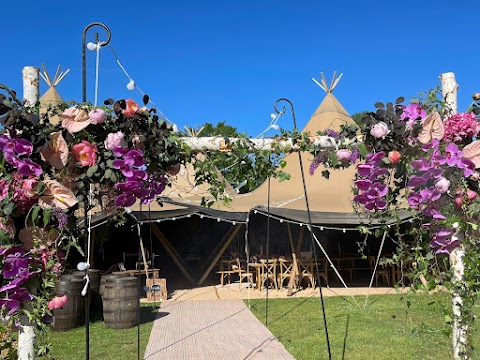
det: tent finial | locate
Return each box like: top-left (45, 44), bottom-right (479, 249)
top-left (312, 71), bottom-right (343, 93)
top-left (39, 64), bottom-right (70, 88)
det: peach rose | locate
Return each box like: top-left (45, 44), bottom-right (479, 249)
top-left (60, 107), bottom-right (91, 134)
top-left (72, 140), bottom-right (98, 167)
top-left (40, 132), bottom-right (69, 170)
top-left (387, 151), bottom-right (401, 164)
top-left (122, 99), bottom-right (139, 117)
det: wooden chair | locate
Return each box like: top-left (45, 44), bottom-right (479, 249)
top-left (314, 257), bottom-right (329, 287)
top-left (278, 258), bottom-right (294, 288)
top-left (298, 258), bottom-right (315, 288)
top-left (368, 256), bottom-right (390, 287)
top-left (233, 258), bottom-right (254, 290)
top-left (216, 260), bottom-right (236, 287)
top-left (259, 259), bottom-right (278, 290)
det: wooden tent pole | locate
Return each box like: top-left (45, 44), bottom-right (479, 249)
top-left (150, 224), bottom-right (195, 284)
top-left (197, 224), bottom-right (243, 285)
top-left (295, 226), bottom-right (305, 257)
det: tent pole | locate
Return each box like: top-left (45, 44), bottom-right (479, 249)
top-left (150, 224), bottom-right (196, 284)
top-left (197, 224), bottom-right (243, 285)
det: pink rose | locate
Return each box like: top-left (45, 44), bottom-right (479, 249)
top-left (104, 132), bottom-right (125, 151)
top-left (435, 177), bottom-right (450, 193)
top-left (72, 140), bottom-right (98, 167)
top-left (88, 108), bottom-right (106, 125)
top-left (48, 295), bottom-right (68, 310)
top-left (122, 99), bottom-right (139, 118)
top-left (60, 107), bottom-right (91, 134)
top-left (336, 149), bottom-right (352, 162)
top-left (370, 122), bottom-right (390, 139)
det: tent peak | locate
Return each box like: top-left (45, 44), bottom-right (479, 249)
top-left (39, 64), bottom-right (70, 88)
top-left (312, 71), bottom-right (343, 94)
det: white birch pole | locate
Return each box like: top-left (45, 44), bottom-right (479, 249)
top-left (179, 135), bottom-right (357, 152)
top-left (18, 66), bottom-right (40, 360)
top-left (440, 72), bottom-right (458, 115)
top-left (440, 72), bottom-right (466, 359)
top-left (22, 66), bottom-right (40, 107)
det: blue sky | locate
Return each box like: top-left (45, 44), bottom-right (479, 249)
top-left (2, 1), bottom-right (478, 136)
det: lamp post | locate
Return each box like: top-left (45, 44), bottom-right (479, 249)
top-left (82, 22), bottom-right (111, 102)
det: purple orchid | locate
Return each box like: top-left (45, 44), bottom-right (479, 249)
top-left (112, 158), bottom-right (135, 177)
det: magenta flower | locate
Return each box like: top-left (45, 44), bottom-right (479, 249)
top-left (114, 193), bottom-right (137, 207)
top-left (125, 149), bottom-right (145, 167)
top-left (17, 159), bottom-right (43, 177)
top-left (112, 158), bottom-right (135, 177)
top-left (444, 143), bottom-right (463, 166)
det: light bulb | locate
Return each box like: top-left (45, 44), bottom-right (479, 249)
top-left (77, 262), bottom-right (89, 271)
top-left (126, 80), bottom-right (135, 90)
top-left (270, 113), bottom-right (276, 120)
top-left (87, 42), bottom-right (97, 51)
top-left (271, 124), bottom-right (279, 130)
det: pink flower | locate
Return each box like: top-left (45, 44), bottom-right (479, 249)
top-left (88, 108), bottom-right (106, 125)
top-left (388, 151), bottom-right (401, 164)
top-left (444, 112), bottom-right (479, 143)
top-left (122, 99), bottom-right (139, 117)
top-left (39, 180), bottom-right (78, 210)
top-left (72, 140), bottom-right (98, 167)
top-left (60, 107), bottom-right (91, 134)
top-left (336, 149), bottom-right (352, 162)
top-left (48, 295), bottom-right (68, 310)
top-left (0, 180), bottom-right (9, 201)
top-left (104, 132), bottom-right (125, 151)
top-left (370, 122), bottom-right (390, 139)
top-left (22, 177), bottom-right (39, 198)
top-left (40, 132), bottom-right (69, 170)
top-left (434, 177), bottom-right (450, 193)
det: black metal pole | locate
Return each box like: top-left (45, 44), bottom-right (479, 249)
top-left (83, 198), bottom-right (90, 360)
top-left (265, 176), bottom-right (271, 326)
top-left (274, 98), bottom-right (333, 360)
top-left (81, 22), bottom-right (111, 360)
top-left (82, 22), bottom-right (111, 103)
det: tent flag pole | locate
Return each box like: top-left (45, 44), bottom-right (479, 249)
top-left (274, 98), bottom-right (332, 360)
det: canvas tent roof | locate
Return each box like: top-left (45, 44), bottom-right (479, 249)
top-left (132, 73), bottom-right (378, 225)
top-left (39, 65), bottom-right (69, 125)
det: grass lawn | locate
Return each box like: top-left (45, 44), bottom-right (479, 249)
top-left (248, 293), bottom-right (479, 360)
top-left (46, 304), bottom-right (158, 360)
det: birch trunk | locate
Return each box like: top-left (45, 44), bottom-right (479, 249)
top-left (440, 72), bottom-right (458, 115)
top-left (450, 245), bottom-right (467, 360)
top-left (18, 314), bottom-right (36, 360)
top-left (18, 66), bottom-right (40, 360)
top-left (22, 66), bottom-right (40, 107)
top-left (179, 135), bottom-right (356, 152)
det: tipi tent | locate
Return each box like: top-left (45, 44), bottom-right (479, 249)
top-left (39, 64), bottom-right (69, 125)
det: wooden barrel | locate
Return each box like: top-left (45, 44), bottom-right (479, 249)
top-left (72, 269), bottom-right (102, 321)
top-left (52, 277), bottom-right (85, 331)
top-left (103, 277), bottom-right (138, 329)
top-left (99, 273), bottom-right (129, 298)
